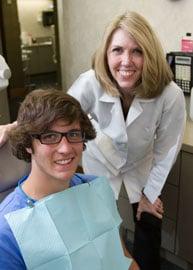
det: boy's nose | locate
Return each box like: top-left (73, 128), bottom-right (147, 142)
top-left (57, 136), bottom-right (73, 152)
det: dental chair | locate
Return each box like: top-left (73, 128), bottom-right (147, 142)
top-left (0, 55), bottom-right (30, 203)
top-left (0, 142), bottom-right (30, 203)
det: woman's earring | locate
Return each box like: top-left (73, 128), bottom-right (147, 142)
top-left (83, 143), bottom-right (86, 151)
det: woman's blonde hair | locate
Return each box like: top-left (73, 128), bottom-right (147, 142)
top-left (92, 11), bottom-right (173, 98)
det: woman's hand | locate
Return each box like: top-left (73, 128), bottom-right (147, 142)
top-left (0, 121), bottom-right (17, 147)
top-left (136, 194), bottom-right (164, 221)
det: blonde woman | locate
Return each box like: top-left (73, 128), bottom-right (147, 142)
top-left (68, 11), bottom-right (186, 270)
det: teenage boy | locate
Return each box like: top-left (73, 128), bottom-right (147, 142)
top-left (0, 89), bottom-right (138, 270)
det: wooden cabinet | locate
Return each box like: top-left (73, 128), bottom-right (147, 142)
top-left (117, 151), bottom-right (193, 265)
top-left (176, 151), bottom-right (193, 264)
top-left (23, 44), bottom-right (57, 75)
top-left (161, 154), bottom-right (180, 252)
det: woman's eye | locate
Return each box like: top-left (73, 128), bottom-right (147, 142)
top-left (112, 47), bottom-right (122, 53)
top-left (133, 48), bottom-right (143, 55)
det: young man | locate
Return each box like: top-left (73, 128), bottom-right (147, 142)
top-left (0, 89), bottom-right (138, 270)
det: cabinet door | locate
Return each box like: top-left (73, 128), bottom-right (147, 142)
top-left (159, 154), bottom-right (180, 252)
top-left (26, 45), bottom-right (56, 75)
top-left (38, 45), bottom-right (56, 73)
top-left (166, 153), bottom-right (181, 186)
top-left (176, 151), bottom-right (193, 263)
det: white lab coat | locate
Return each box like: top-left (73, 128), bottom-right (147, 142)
top-left (68, 69), bottom-right (186, 203)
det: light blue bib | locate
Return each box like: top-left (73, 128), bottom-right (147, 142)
top-left (5, 177), bottom-right (131, 270)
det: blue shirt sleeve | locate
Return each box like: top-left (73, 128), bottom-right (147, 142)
top-left (0, 185), bottom-right (28, 269)
top-left (0, 223), bottom-right (26, 269)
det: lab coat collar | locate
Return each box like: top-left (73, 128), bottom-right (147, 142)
top-left (99, 92), bottom-right (156, 128)
top-left (99, 91), bottom-right (156, 104)
top-left (136, 96), bottom-right (156, 103)
top-left (99, 92), bottom-right (118, 103)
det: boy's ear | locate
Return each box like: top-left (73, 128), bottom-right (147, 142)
top-left (26, 148), bottom-right (32, 154)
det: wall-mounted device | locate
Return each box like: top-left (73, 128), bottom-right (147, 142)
top-left (166, 51), bottom-right (193, 94)
top-left (42, 11), bottom-right (54, 27)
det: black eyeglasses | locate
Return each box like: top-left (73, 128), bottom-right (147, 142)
top-left (31, 130), bottom-right (85, 145)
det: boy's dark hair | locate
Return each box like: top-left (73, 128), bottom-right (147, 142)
top-left (9, 89), bottom-right (96, 162)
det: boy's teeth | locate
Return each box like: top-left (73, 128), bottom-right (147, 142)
top-left (56, 159), bottom-right (71, 165)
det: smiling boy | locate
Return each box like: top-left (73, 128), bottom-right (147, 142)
top-left (0, 89), bottom-right (138, 270)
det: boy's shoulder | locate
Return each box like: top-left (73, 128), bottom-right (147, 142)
top-left (0, 187), bottom-right (27, 223)
top-left (70, 173), bottom-right (98, 186)
top-left (0, 189), bottom-right (25, 269)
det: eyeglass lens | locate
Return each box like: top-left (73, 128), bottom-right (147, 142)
top-left (40, 131), bottom-right (84, 144)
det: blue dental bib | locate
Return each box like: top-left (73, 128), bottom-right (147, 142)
top-left (5, 177), bottom-right (131, 270)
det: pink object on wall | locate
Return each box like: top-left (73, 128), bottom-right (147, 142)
top-left (181, 33), bottom-right (193, 52)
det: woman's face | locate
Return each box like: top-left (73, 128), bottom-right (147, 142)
top-left (107, 28), bottom-right (144, 96)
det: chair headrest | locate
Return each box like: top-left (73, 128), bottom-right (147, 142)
top-left (0, 142), bottom-right (30, 192)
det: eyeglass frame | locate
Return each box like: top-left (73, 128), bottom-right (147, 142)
top-left (31, 130), bottom-right (85, 145)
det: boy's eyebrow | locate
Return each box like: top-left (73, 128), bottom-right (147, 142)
top-left (44, 129), bottom-right (82, 133)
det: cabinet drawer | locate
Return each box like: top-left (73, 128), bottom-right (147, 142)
top-left (162, 217), bottom-right (176, 253)
top-left (162, 183), bottom-right (178, 221)
top-left (166, 154), bottom-right (180, 186)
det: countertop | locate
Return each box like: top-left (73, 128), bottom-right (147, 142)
top-left (22, 41), bottom-right (52, 48)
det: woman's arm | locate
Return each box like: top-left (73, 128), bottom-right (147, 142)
top-left (143, 86), bottom-right (186, 204)
top-left (0, 122), bottom-right (17, 147)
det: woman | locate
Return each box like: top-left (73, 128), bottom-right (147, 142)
top-left (68, 11), bottom-right (186, 270)
top-left (0, 11), bottom-right (186, 270)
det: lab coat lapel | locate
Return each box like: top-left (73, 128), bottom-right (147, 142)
top-left (100, 94), bottom-right (144, 130)
top-left (126, 97), bottom-right (156, 127)
top-left (126, 98), bottom-right (143, 127)
top-left (99, 93), bottom-right (126, 140)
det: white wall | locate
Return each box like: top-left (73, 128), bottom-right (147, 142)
top-left (17, 0), bottom-right (54, 39)
top-left (57, 0), bottom-right (193, 90)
